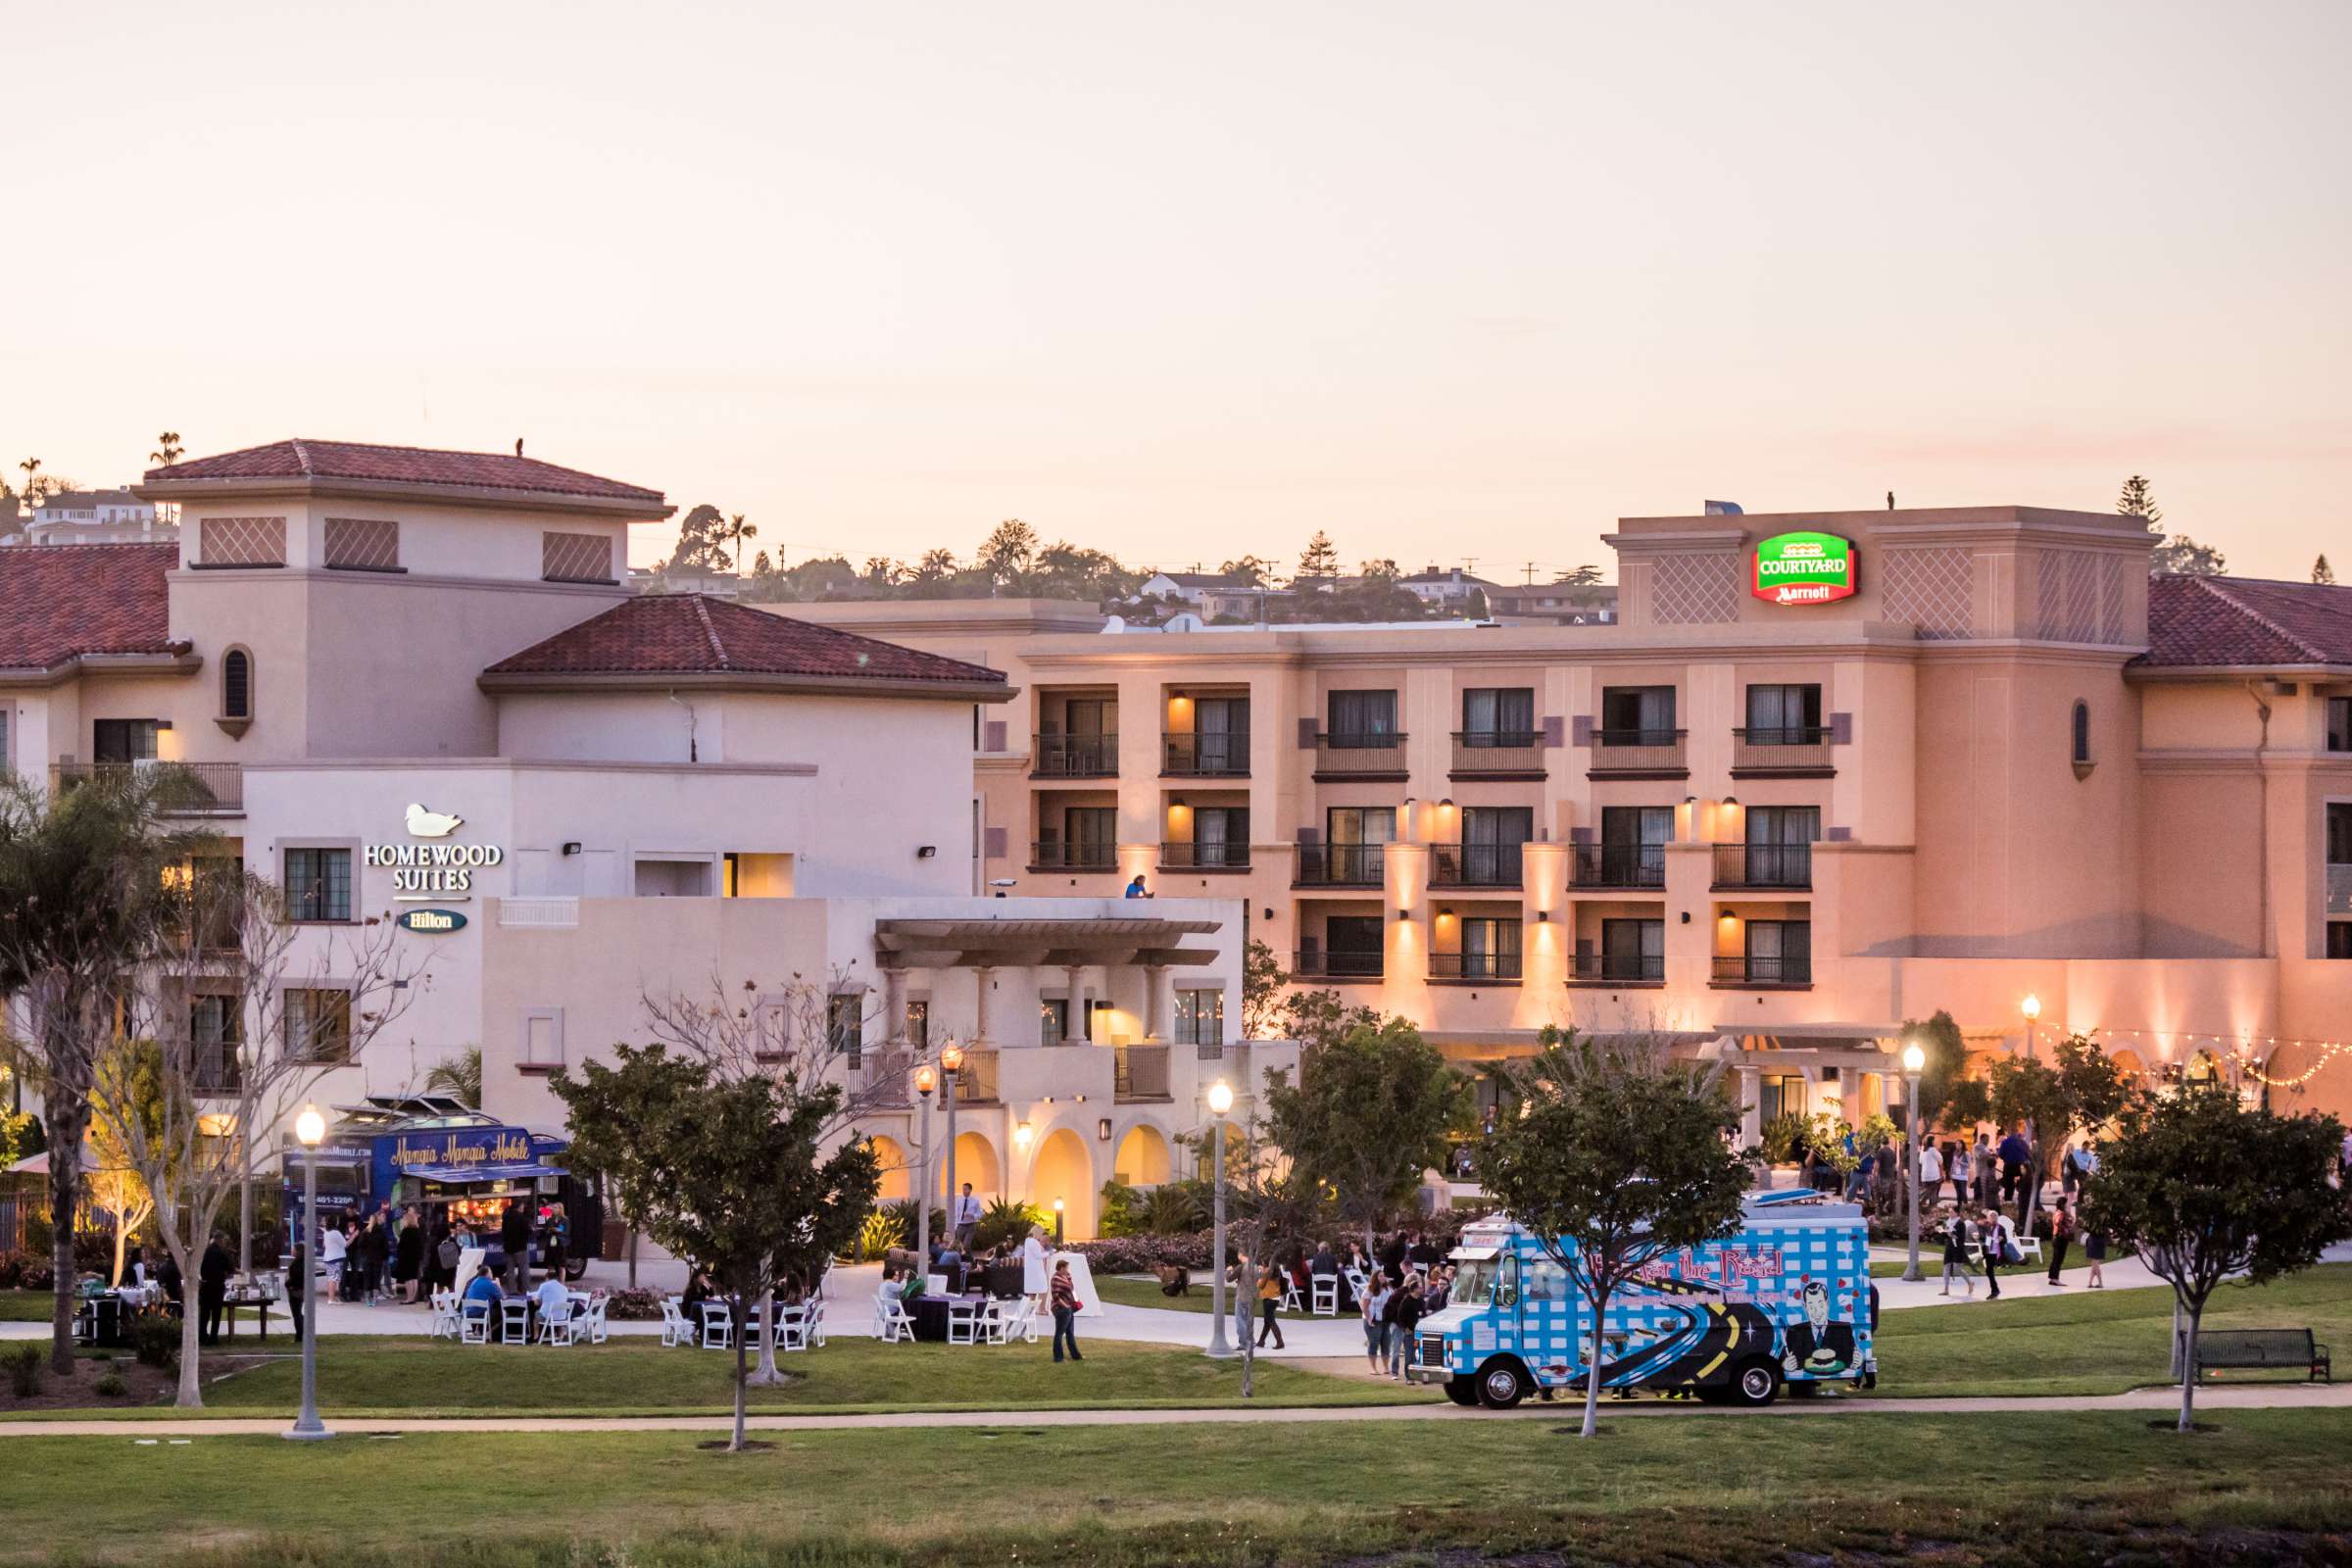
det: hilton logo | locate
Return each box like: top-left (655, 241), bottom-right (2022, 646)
top-left (396, 907), bottom-right (468, 935)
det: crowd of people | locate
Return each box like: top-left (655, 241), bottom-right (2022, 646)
top-left (1918, 1131), bottom-right (2108, 1298)
top-left (1206, 1231), bottom-right (1454, 1379)
top-left (308, 1198), bottom-right (574, 1307)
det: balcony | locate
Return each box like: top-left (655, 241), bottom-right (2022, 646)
top-left (2329, 862), bottom-right (2352, 917)
top-left (1568, 953), bottom-right (1666, 987)
top-left (1429, 951), bottom-right (1522, 982)
top-left (1587, 729), bottom-right (1688, 779)
top-left (1427, 842), bottom-right (1524, 889)
top-left (1711, 843), bottom-right (1814, 891)
top-left (1732, 726), bottom-right (1836, 777)
top-left (52, 760), bottom-right (244, 815)
top-left (1710, 954), bottom-right (1812, 989)
top-left (1029, 840), bottom-right (1118, 872)
top-left (1161, 733), bottom-right (1250, 777)
top-left (1313, 731), bottom-right (1408, 781)
top-left (1031, 732), bottom-right (1118, 779)
top-left (1570, 843), bottom-right (1666, 890)
top-left (853, 1049), bottom-right (913, 1108)
top-left (1159, 840), bottom-right (1250, 872)
top-left (189, 1044), bottom-right (244, 1098)
top-left (1292, 949), bottom-right (1385, 981)
top-left (1449, 731), bottom-right (1544, 779)
top-left (1114, 1044), bottom-right (1171, 1101)
top-left (1294, 843), bottom-right (1387, 887)
top-left (945, 1049), bottom-right (1001, 1103)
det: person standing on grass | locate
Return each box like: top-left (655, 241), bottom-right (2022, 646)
top-left (1361, 1270), bottom-right (1394, 1372)
top-left (1391, 1271), bottom-right (1424, 1378)
top-left (1050, 1257), bottom-right (1083, 1362)
top-left (1947, 1139), bottom-right (1973, 1210)
top-left (2045, 1202), bottom-right (2077, 1285)
top-left (952, 1183), bottom-right (982, 1251)
top-left (1973, 1132), bottom-right (1996, 1206)
top-left (2082, 1221), bottom-right (2108, 1289)
top-left (1940, 1208), bottom-right (1975, 1298)
top-left (1997, 1126), bottom-right (2032, 1207)
top-left (1020, 1224), bottom-right (1051, 1314)
top-left (197, 1231), bottom-right (232, 1346)
top-left (1978, 1207), bottom-right (2003, 1299)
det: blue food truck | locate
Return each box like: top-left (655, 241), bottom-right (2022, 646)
top-left (1407, 1190), bottom-right (1874, 1408)
top-left (280, 1096), bottom-right (601, 1278)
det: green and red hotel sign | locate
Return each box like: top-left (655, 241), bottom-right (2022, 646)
top-left (1752, 531), bottom-right (1858, 606)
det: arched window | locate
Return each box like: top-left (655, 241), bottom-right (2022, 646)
top-left (2070, 700), bottom-right (2093, 778)
top-left (218, 648), bottom-right (254, 737)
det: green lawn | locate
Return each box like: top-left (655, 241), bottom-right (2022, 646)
top-left (1091, 1273), bottom-right (1328, 1316)
top-left (1872, 1263), bottom-right (2352, 1397)
top-left (5, 1409), bottom-right (2351, 1567)
top-left (0, 1292), bottom-right (50, 1322)
top-left (0, 1333), bottom-right (1426, 1421)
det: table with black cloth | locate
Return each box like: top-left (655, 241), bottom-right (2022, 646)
top-left (910, 1293), bottom-right (991, 1343)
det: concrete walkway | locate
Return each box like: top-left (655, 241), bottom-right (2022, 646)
top-left (4, 1379), bottom-right (2348, 1438)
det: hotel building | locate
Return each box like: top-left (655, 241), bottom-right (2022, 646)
top-left (0, 440), bottom-right (1268, 1239)
top-left (789, 505), bottom-right (2352, 1131)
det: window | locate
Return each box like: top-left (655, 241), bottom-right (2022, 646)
top-left (1758, 1072), bottom-right (1804, 1126)
top-left (1324, 806), bottom-right (1395, 883)
top-left (2329, 923), bottom-right (2351, 960)
top-left (2072, 700), bottom-right (2092, 766)
top-left (1744, 806), bottom-right (1819, 886)
top-left (1323, 914), bottom-right (1385, 975)
top-left (1598, 685), bottom-right (1675, 743)
top-left (1053, 807), bottom-right (1116, 869)
top-left (1599, 806), bottom-right (1673, 885)
top-left (523, 1008), bottom-right (565, 1068)
top-left (221, 649), bottom-right (253, 721)
top-left (283, 847), bottom-right (352, 922)
top-left (905, 999), bottom-right (930, 1052)
top-left (1599, 917), bottom-right (1665, 980)
top-left (285, 989), bottom-right (352, 1063)
top-left (1326, 689), bottom-right (1398, 744)
top-left (541, 530), bottom-right (615, 584)
top-left (2330, 698), bottom-right (2351, 753)
top-left (1461, 687), bottom-right (1535, 744)
top-left (1175, 988), bottom-right (1223, 1047)
top-left (0, 708), bottom-right (10, 776)
top-left (92, 718), bottom-right (160, 763)
top-left (752, 995), bottom-right (790, 1059)
top-left (827, 995), bottom-right (863, 1068)
top-left (2329, 803), bottom-right (2352, 866)
top-left (1744, 919), bottom-right (1813, 984)
top-left (1039, 997), bottom-right (1069, 1047)
top-left (1455, 807), bottom-right (1532, 884)
top-left (323, 516), bottom-right (400, 571)
top-left (1192, 697), bottom-right (1249, 772)
top-left (188, 993), bottom-right (244, 1093)
top-left (1744, 684), bottom-right (1822, 743)
top-left (1457, 918), bottom-right (1522, 979)
top-left (196, 515), bottom-right (287, 567)
top-left (1191, 806), bottom-right (1249, 867)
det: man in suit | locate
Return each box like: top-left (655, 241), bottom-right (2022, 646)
top-left (951, 1184), bottom-right (982, 1250)
top-left (1781, 1278), bottom-right (1856, 1377)
top-left (197, 1233), bottom-right (233, 1346)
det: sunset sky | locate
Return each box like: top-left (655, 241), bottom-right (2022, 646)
top-left (4, 1), bottom-right (2346, 580)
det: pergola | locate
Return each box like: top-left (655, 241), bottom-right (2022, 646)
top-left (870, 916), bottom-right (1223, 1044)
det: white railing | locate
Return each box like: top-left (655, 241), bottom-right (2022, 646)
top-left (498, 897), bottom-right (580, 929)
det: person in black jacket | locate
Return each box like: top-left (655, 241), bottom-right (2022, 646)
top-left (1390, 1273), bottom-right (1425, 1379)
top-left (197, 1233), bottom-right (232, 1346)
top-left (499, 1200), bottom-right (532, 1294)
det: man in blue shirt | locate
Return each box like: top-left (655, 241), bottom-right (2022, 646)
top-left (463, 1264), bottom-right (504, 1337)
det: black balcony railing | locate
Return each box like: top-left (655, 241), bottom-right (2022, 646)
top-left (1427, 841), bottom-right (1524, 888)
top-left (1292, 949), bottom-right (1385, 980)
top-left (1159, 840), bottom-right (1250, 870)
top-left (1030, 840), bottom-right (1118, 871)
top-left (52, 760), bottom-right (244, 814)
top-left (1031, 732), bottom-right (1119, 778)
top-left (1711, 954), bottom-right (1812, 988)
top-left (1570, 952), bottom-right (1666, 985)
top-left (1313, 732), bottom-right (1408, 777)
top-left (1731, 726), bottom-right (1836, 776)
top-left (1711, 842), bottom-right (1813, 890)
top-left (1294, 843), bottom-right (1387, 887)
top-left (1587, 729), bottom-right (1688, 776)
top-left (1570, 843), bottom-right (1667, 889)
top-left (1429, 951), bottom-right (1523, 981)
top-left (189, 1044), bottom-right (245, 1097)
top-left (1161, 732), bottom-right (1250, 776)
top-left (1449, 730), bottom-right (1544, 777)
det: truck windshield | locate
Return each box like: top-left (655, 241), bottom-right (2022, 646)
top-left (1449, 1260), bottom-right (1498, 1306)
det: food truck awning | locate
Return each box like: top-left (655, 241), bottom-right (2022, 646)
top-left (402, 1159), bottom-right (565, 1184)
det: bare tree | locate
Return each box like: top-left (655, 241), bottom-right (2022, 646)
top-left (87, 866), bottom-right (424, 1406)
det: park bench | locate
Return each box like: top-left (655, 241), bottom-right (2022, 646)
top-left (2189, 1327), bottom-right (2331, 1383)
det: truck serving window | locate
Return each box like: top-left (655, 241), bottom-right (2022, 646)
top-left (1449, 1260), bottom-right (1498, 1306)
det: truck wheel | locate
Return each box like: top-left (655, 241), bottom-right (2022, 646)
top-left (1729, 1357), bottom-right (1782, 1408)
top-left (1476, 1359), bottom-right (1529, 1410)
top-left (1443, 1376), bottom-right (1479, 1406)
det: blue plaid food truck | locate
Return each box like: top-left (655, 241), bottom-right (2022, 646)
top-left (1407, 1190), bottom-right (1874, 1408)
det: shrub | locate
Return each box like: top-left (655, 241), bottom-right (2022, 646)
top-left (0, 1250), bottom-right (24, 1290)
top-left (1097, 1180), bottom-right (1145, 1239)
top-left (1, 1343), bottom-right (39, 1398)
top-left (17, 1261), bottom-right (55, 1293)
top-left (1072, 1231), bottom-right (1213, 1274)
top-left (129, 1308), bottom-right (180, 1370)
top-left (602, 1287), bottom-right (664, 1322)
top-left (971, 1197), bottom-right (1048, 1255)
top-left (93, 1372), bottom-right (127, 1398)
top-left (71, 1230), bottom-right (114, 1278)
top-left (1760, 1113), bottom-right (1809, 1166)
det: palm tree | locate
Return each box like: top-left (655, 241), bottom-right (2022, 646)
top-left (422, 1047), bottom-right (482, 1107)
top-left (724, 514), bottom-right (757, 575)
top-left (149, 432), bottom-right (183, 466)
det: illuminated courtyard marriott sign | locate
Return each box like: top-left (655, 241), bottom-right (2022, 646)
top-left (1752, 531), bottom-right (1859, 606)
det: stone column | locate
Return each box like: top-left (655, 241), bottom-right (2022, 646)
top-left (1143, 963), bottom-right (1165, 1042)
top-left (1738, 1064), bottom-right (1762, 1151)
top-left (1065, 965), bottom-right (1088, 1042)
top-left (972, 966), bottom-right (993, 1045)
top-left (884, 968), bottom-right (907, 1047)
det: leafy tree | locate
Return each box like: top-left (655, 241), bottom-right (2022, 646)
top-left (2148, 534), bottom-right (2227, 577)
top-left (551, 1043), bottom-right (880, 1450)
top-left (1275, 989), bottom-right (1381, 1052)
top-left (1220, 555), bottom-right (1280, 586)
top-left (1553, 564), bottom-right (1604, 586)
top-left (1262, 1015), bottom-right (1465, 1254)
top-left (86, 1037), bottom-right (162, 1287)
top-left (978, 518), bottom-right (1039, 584)
top-left (666, 504), bottom-right (732, 573)
top-left (912, 547), bottom-right (957, 583)
top-left (1477, 1033), bottom-right (1754, 1435)
top-left (2082, 1082), bottom-right (2352, 1431)
top-left (1986, 1055), bottom-right (2069, 1231)
top-left (1296, 530), bottom-right (1340, 582)
top-left (0, 1106), bottom-right (41, 1168)
top-left (1239, 939), bottom-right (1287, 1041)
top-left (1896, 1010), bottom-right (1972, 1134)
top-left (2316, 555), bottom-right (2336, 585)
top-left (1358, 559), bottom-right (1400, 583)
top-left (422, 1046), bottom-right (482, 1106)
top-left (2116, 474), bottom-right (2162, 524)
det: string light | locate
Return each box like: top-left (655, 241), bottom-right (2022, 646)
top-left (2066, 1024), bottom-right (2349, 1092)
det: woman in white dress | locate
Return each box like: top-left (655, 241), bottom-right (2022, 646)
top-left (1020, 1224), bottom-right (1051, 1310)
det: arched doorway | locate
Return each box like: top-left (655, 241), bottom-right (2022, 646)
top-left (947, 1130), bottom-right (1001, 1205)
top-left (1113, 1123), bottom-right (1172, 1187)
top-left (867, 1134), bottom-right (911, 1202)
top-left (1029, 1127), bottom-right (1098, 1239)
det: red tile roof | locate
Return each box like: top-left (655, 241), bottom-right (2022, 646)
top-left (0, 544), bottom-right (181, 674)
top-left (483, 595), bottom-right (1010, 692)
top-left (145, 438), bottom-right (664, 506)
top-left (2140, 574), bottom-right (2352, 668)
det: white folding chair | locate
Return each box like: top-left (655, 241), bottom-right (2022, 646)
top-left (461, 1300), bottom-right (492, 1345)
top-left (1343, 1267), bottom-right (1368, 1300)
top-left (874, 1297), bottom-right (914, 1344)
top-left (1310, 1276), bottom-right (1339, 1317)
top-left (1280, 1279), bottom-right (1303, 1313)
top-left (701, 1300), bottom-right (734, 1349)
top-left (946, 1298), bottom-right (981, 1345)
top-left (536, 1298), bottom-right (574, 1347)
top-left (807, 1299), bottom-right (826, 1348)
top-left (500, 1298), bottom-right (530, 1345)
top-left (777, 1303), bottom-right (808, 1352)
top-left (584, 1293), bottom-right (610, 1346)
top-left (660, 1298), bottom-right (692, 1348)
top-left (428, 1290), bottom-right (460, 1342)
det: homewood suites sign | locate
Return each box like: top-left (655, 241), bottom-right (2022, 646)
top-left (1752, 531), bottom-right (1858, 606)
top-left (367, 803), bottom-right (503, 901)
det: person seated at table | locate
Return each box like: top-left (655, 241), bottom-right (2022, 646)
top-left (681, 1267), bottom-right (715, 1320)
top-left (461, 1263), bottom-right (504, 1336)
top-left (157, 1252), bottom-right (184, 1314)
top-left (933, 1240), bottom-right (963, 1275)
top-left (898, 1264), bottom-right (928, 1304)
top-left (530, 1271), bottom-right (570, 1335)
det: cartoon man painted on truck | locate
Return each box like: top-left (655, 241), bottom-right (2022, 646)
top-left (1405, 1189), bottom-right (1872, 1408)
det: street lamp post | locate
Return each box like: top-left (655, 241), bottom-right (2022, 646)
top-left (1204, 1080), bottom-right (1235, 1359)
top-left (1053, 1197), bottom-right (1065, 1246)
top-left (236, 1039), bottom-right (258, 1278)
top-left (2021, 993), bottom-right (2041, 1058)
top-left (940, 1041), bottom-right (964, 1245)
top-left (285, 1105), bottom-right (332, 1442)
top-left (912, 1063), bottom-right (938, 1266)
top-left (1901, 1042), bottom-right (1927, 1284)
